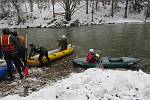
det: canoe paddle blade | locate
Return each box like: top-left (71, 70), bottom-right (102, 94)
top-left (24, 65), bottom-right (28, 79)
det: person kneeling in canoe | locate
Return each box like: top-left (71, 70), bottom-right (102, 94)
top-left (87, 49), bottom-right (96, 63)
top-left (57, 35), bottom-right (68, 51)
top-left (29, 43), bottom-right (52, 66)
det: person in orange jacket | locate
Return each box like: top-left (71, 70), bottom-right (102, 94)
top-left (0, 28), bottom-right (24, 80)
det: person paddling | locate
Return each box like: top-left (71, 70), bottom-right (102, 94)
top-left (57, 35), bottom-right (68, 51)
top-left (29, 43), bottom-right (52, 67)
top-left (87, 49), bottom-right (96, 63)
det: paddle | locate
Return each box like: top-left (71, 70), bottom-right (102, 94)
top-left (24, 32), bottom-right (28, 79)
top-left (95, 51), bottom-right (104, 71)
top-left (99, 59), bottom-right (104, 71)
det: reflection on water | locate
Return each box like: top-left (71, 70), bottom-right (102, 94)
top-left (16, 23), bottom-right (150, 60)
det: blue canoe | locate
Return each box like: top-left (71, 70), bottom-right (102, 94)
top-left (73, 57), bottom-right (140, 68)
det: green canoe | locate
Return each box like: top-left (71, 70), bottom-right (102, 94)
top-left (72, 57), bottom-right (140, 68)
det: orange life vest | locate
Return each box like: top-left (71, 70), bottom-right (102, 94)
top-left (0, 35), bottom-right (15, 51)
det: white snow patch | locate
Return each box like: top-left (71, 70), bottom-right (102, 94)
top-left (1, 68), bottom-right (150, 100)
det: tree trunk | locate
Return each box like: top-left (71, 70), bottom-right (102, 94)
top-left (124, 0), bottom-right (129, 18)
top-left (145, 2), bottom-right (150, 22)
top-left (65, 1), bottom-right (71, 21)
top-left (65, 0), bottom-right (71, 21)
top-left (95, 0), bottom-right (99, 11)
top-left (65, 10), bottom-right (71, 21)
top-left (111, 0), bottom-right (114, 17)
top-left (86, 0), bottom-right (88, 14)
top-left (62, 0), bottom-right (77, 21)
top-left (29, 0), bottom-right (33, 12)
top-left (92, 0), bottom-right (94, 22)
top-left (52, 0), bottom-right (55, 18)
top-left (25, 1), bottom-right (28, 12)
top-left (11, 0), bottom-right (22, 25)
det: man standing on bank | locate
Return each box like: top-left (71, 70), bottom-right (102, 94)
top-left (0, 28), bottom-right (24, 80)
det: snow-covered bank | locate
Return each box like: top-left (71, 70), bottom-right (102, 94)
top-left (1, 68), bottom-right (150, 100)
top-left (0, 1), bottom-right (150, 29)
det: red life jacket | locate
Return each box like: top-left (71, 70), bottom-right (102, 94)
top-left (87, 52), bottom-right (96, 63)
top-left (0, 35), bottom-right (15, 51)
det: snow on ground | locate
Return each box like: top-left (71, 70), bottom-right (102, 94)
top-left (1, 68), bottom-right (150, 100)
top-left (0, 1), bottom-right (150, 29)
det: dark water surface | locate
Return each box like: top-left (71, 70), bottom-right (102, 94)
top-left (16, 23), bottom-right (150, 62)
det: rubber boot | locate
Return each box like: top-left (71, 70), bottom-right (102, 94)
top-left (19, 73), bottom-right (24, 80)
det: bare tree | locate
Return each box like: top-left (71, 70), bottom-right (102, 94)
top-left (29, 0), bottom-right (33, 12)
top-left (0, 0), bottom-right (7, 19)
top-left (102, 0), bottom-right (106, 7)
top-left (86, 0), bottom-right (88, 14)
top-left (124, 0), bottom-right (129, 18)
top-left (11, 0), bottom-right (22, 25)
top-left (92, 0), bottom-right (94, 22)
top-left (145, 1), bottom-right (150, 22)
top-left (59, 0), bottom-right (78, 21)
top-left (111, 0), bottom-right (114, 17)
top-left (52, 0), bottom-right (55, 18)
top-left (95, 0), bottom-right (99, 10)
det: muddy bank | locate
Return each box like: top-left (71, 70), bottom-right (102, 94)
top-left (0, 55), bottom-right (85, 97)
top-left (0, 55), bottom-right (149, 97)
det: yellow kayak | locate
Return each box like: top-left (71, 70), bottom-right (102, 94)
top-left (27, 44), bottom-right (74, 66)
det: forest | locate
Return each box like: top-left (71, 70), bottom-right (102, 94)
top-left (0, 0), bottom-right (150, 27)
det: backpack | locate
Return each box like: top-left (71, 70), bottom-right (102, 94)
top-left (87, 52), bottom-right (95, 63)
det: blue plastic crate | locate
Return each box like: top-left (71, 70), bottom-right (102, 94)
top-left (0, 60), bottom-right (7, 78)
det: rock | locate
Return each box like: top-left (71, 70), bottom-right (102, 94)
top-left (70, 20), bottom-right (79, 26)
top-left (66, 87), bottom-right (69, 89)
top-left (10, 82), bottom-right (18, 86)
top-left (35, 25), bottom-right (41, 28)
top-left (27, 26), bottom-right (30, 28)
top-left (56, 95), bottom-right (58, 98)
top-left (31, 88), bottom-right (37, 91)
top-left (47, 19), bottom-right (57, 25)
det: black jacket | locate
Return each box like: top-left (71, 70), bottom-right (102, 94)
top-left (29, 45), bottom-right (47, 59)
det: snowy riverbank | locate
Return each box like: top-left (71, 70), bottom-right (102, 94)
top-left (1, 68), bottom-right (150, 100)
top-left (0, 1), bottom-right (150, 29)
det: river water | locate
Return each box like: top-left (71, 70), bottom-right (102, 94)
top-left (16, 23), bottom-right (150, 63)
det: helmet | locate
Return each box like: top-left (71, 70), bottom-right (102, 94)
top-left (89, 49), bottom-right (94, 53)
top-left (29, 43), bottom-right (34, 47)
top-left (62, 35), bottom-right (66, 38)
top-left (96, 53), bottom-right (100, 58)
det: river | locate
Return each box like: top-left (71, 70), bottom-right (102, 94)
top-left (17, 23), bottom-right (150, 61)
